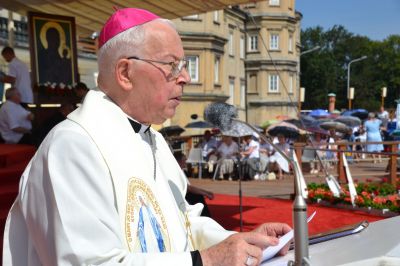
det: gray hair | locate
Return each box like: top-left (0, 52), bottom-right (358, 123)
top-left (97, 18), bottom-right (175, 85)
top-left (368, 112), bottom-right (376, 119)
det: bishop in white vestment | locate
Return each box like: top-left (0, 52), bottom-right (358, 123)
top-left (3, 89), bottom-right (233, 265)
top-left (3, 7), bottom-right (291, 266)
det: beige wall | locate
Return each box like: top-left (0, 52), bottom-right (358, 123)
top-left (1, 1), bottom-right (301, 129)
top-left (243, 0), bottom-right (301, 126)
top-left (172, 8), bottom-right (247, 127)
top-left (169, 0), bottom-right (301, 129)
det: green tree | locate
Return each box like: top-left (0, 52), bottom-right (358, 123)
top-left (300, 26), bottom-right (400, 112)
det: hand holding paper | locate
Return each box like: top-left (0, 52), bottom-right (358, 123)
top-left (261, 211), bottom-right (316, 263)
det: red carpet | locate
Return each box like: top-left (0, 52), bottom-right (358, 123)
top-left (206, 194), bottom-right (385, 235)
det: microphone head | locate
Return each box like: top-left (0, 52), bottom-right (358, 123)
top-left (204, 102), bottom-right (237, 131)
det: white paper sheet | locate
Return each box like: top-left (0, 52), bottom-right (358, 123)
top-left (261, 211), bottom-right (316, 263)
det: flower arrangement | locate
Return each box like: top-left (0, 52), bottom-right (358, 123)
top-left (307, 178), bottom-right (400, 213)
top-left (35, 82), bottom-right (75, 97)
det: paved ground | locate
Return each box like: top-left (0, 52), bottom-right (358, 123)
top-left (188, 160), bottom-right (396, 199)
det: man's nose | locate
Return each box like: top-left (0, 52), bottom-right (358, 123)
top-left (176, 67), bottom-right (191, 85)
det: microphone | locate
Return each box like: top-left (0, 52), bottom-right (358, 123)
top-left (205, 102), bottom-right (310, 265)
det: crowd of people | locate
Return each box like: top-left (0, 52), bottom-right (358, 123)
top-left (302, 106), bottom-right (397, 175)
top-left (179, 105), bottom-right (397, 182)
top-left (188, 129), bottom-right (294, 181)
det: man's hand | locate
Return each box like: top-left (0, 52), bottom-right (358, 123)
top-left (200, 232), bottom-right (279, 266)
top-left (253, 223), bottom-right (292, 256)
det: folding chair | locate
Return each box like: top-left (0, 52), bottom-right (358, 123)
top-left (186, 148), bottom-right (206, 179)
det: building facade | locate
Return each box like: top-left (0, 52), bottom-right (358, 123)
top-left (171, 0), bottom-right (301, 128)
top-left (1, 0), bottom-right (302, 128)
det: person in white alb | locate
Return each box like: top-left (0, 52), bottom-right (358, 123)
top-left (1, 46), bottom-right (34, 107)
top-left (2, 8), bottom-right (291, 266)
top-left (0, 87), bottom-right (33, 144)
top-left (240, 134), bottom-right (261, 180)
top-left (216, 135), bottom-right (239, 180)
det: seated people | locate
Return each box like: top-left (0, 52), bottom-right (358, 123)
top-left (0, 87), bottom-right (34, 144)
top-left (240, 133), bottom-right (260, 180)
top-left (309, 132), bottom-right (327, 174)
top-left (268, 134), bottom-right (291, 180)
top-left (259, 137), bottom-right (273, 177)
top-left (199, 130), bottom-right (219, 174)
top-left (216, 135), bottom-right (239, 180)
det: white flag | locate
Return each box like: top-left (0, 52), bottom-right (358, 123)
top-left (342, 153), bottom-right (357, 206)
top-left (326, 175), bottom-right (341, 198)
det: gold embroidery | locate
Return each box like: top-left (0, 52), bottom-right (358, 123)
top-left (125, 177), bottom-right (171, 252)
top-left (184, 210), bottom-right (196, 250)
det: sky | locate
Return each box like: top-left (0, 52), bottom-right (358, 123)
top-left (296, 0), bottom-right (400, 41)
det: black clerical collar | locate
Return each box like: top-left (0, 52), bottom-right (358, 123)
top-left (128, 118), bottom-right (151, 134)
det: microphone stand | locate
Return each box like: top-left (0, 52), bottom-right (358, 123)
top-left (232, 119), bottom-right (310, 266)
top-left (238, 147), bottom-right (243, 232)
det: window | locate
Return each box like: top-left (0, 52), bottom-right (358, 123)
top-left (270, 34), bottom-right (279, 50)
top-left (269, 0), bottom-right (280, 6)
top-left (229, 78), bottom-right (235, 104)
top-left (269, 74), bottom-right (279, 92)
top-left (240, 35), bottom-right (245, 59)
top-left (248, 35), bottom-right (258, 51)
top-left (187, 56), bottom-right (199, 82)
top-left (229, 32), bottom-right (234, 56)
top-left (183, 14), bottom-right (199, 20)
top-left (240, 80), bottom-right (246, 108)
top-left (288, 35), bottom-right (293, 52)
top-left (213, 11), bottom-right (219, 22)
top-left (214, 56), bottom-right (220, 84)
top-left (289, 74), bottom-right (294, 93)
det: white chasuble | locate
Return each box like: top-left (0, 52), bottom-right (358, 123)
top-left (3, 89), bottom-right (233, 266)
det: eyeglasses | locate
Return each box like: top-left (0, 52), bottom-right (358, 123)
top-left (127, 56), bottom-right (188, 78)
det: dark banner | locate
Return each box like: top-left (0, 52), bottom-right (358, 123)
top-left (28, 12), bottom-right (79, 103)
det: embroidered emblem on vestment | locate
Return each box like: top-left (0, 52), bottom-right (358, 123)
top-left (125, 177), bottom-right (170, 252)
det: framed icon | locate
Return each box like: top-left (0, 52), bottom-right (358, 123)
top-left (28, 12), bottom-right (79, 103)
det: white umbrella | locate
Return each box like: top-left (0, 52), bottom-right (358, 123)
top-left (334, 116), bottom-right (362, 127)
top-left (222, 121), bottom-right (254, 137)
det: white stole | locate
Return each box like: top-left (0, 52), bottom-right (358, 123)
top-left (68, 89), bottom-right (192, 252)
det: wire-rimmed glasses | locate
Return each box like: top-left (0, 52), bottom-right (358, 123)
top-left (127, 56), bottom-right (188, 78)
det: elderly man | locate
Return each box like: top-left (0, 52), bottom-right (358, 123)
top-left (0, 87), bottom-right (33, 144)
top-left (3, 8), bottom-right (290, 266)
top-left (1, 46), bottom-right (34, 107)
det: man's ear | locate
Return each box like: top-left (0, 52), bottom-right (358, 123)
top-left (115, 59), bottom-right (133, 91)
